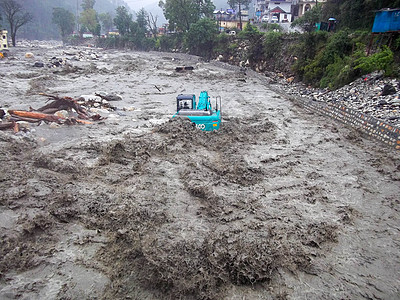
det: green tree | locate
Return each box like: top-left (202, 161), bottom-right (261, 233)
top-left (99, 12), bottom-right (113, 33)
top-left (195, 0), bottom-right (215, 17)
top-left (0, 0), bottom-right (33, 46)
top-left (80, 8), bottom-right (100, 35)
top-left (227, 0), bottom-right (251, 30)
top-left (184, 18), bottom-right (218, 58)
top-left (52, 7), bottom-right (75, 40)
top-left (263, 31), bottom-right (282, 59)
top-left (136, 8), bottom-right (148, 33)
top-left (114, 6), bottom-right (133, 35)
top-left (291, 4), bottom-right (321, 32)
top-left (355, 45), bottom-right (394, 76)
top-left (79, 0), bottom-right (100, 36)
top-left (302, 30), bottom-right (353, 86)
top-left (129, 20), bottom-right (148, 50)
top-left (159, 0), bottom-right (214, 32)
top-left (81, 0), bottom-right (96, 11)
top-left (239, 24), bottom-right (264, 63)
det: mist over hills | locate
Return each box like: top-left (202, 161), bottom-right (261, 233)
top-left (1, 0), bottom-right (232, 40)
top-left (4, 0), bottom-right (130, 40)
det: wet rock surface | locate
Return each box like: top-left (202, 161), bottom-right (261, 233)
top-left (0, 41), bottom-right (399, 300)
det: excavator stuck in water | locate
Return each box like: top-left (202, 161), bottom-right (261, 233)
top-left (172, 91), bottom-right (222, 131)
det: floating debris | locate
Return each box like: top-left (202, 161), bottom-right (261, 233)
top-left (0, 93), bottom-right (110, 132)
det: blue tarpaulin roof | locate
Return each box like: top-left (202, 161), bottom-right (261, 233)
top-left (372, 8), bottom-right (400, 33)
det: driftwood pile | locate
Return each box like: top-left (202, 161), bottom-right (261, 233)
top-left (0, 93), bottom-right (106, 133)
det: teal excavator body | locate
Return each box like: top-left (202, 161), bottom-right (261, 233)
top-left (173, 91), bottom-right (222, 131)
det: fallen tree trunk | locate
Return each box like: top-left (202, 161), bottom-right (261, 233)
top-left (9, 116), bottom-right (42, 123)
top-left (8, 110), bottom-right (62, 123)
top-left (1, 94), bottom-right (104, 130)
top-left (67, 119), bottom-right (93, 125)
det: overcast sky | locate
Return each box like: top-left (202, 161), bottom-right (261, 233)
top-left (123, 0), bottom-right (229, 26)
top-left (125, 0), bottom-right (158, 10)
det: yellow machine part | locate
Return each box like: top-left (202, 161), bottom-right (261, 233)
top-left (0, 52), bottom-right (4, 59)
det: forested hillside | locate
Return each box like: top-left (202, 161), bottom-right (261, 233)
top-left (4, 0), bottom-right (129, 40)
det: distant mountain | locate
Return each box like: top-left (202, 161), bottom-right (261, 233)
top-left (15, 0), bottom-right (130, 40)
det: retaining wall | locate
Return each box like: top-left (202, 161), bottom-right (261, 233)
top-left (295, 97), bottom-right (400, 150)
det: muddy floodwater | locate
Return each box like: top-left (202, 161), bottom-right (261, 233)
top-left (0, 43), bottom-right (399, 299)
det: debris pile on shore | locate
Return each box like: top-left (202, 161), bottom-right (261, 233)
top-left (0, 93), bottom-right (114, 133)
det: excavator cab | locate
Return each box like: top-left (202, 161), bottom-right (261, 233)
top-left (177, 94), bottom-right (195, 111)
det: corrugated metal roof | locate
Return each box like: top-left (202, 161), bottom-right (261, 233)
top-left (374, 8), bottom-right (400, 12)
top-left (372, 9), bottom-right (400, 33)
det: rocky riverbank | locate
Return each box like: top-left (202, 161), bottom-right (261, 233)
top-left (264, 71), bottom-right (400, 128)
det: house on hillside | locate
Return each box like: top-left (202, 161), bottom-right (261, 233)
top-left (254, 0), bottom-right (294, 22)
top-left (0, 30), bottom-right (8, 51)
top-left (293, 0), bottom-right (326, 19)
top-left (269, 6), bottom-right (291, 23)
top-left (214, 9), bottom-right (249, 31)
top-left (254, 0), bottom-right (327, 23)
top-left (265, 0), bottom-right (293, 22)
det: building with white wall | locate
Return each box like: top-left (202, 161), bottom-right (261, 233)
top-left (254, 0), bottom-right (327, 23)
top-left (0, 30), bottom-right (8, 51)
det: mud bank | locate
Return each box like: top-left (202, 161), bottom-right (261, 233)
top-left (0, 44), bottom-right (399, 299)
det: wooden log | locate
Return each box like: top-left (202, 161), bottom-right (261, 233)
top-left (8, 110), bottom-right (62, 123)
top-left (75, 119), bottom-right (93, 125)
top-left (64, 118), bottom-right (92, 125)
top-left (10, 116), bottom-right (41, 123)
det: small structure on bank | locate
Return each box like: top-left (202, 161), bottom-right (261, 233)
top-left (368, 8), bottom-right (400, 54)
top-left (316, 17), bottom-right (337, 32)
top-left (0, 30), bottom-right (9, 51)
top-left (372, 8), bottom-right (400, 33)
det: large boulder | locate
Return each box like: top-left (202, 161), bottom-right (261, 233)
top-left (381, 84), bottom-right (396, 96)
